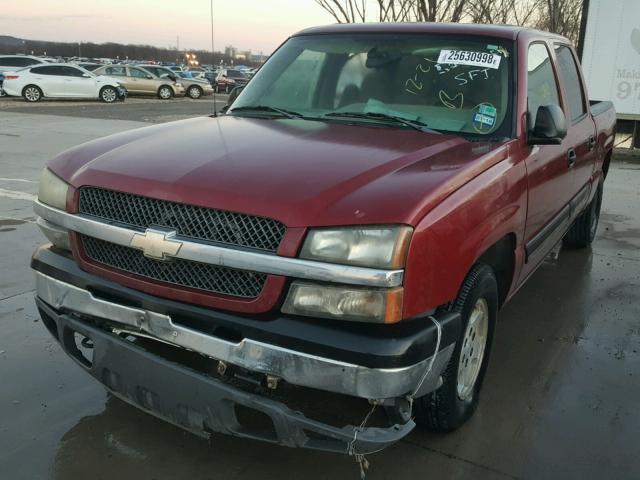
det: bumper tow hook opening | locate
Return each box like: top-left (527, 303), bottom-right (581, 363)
top-left (266, 375), bottom-right (280, 390)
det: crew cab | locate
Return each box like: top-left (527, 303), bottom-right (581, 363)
top-left (32, 23), bottom-right (615, 455)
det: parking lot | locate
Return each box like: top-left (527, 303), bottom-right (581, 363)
top-left (1, 101), bottom-right (639, 480)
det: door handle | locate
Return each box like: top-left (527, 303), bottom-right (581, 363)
top-left (567, 148), bottom-right (577, 168)
top-left (587, 135), bottom-right (596, 151)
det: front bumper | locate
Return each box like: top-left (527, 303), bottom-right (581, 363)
top-left (36, 301), bottom-right (414, 453)
top-left (32, 246), bottom-right (460, 452)
top-left (116, 86), bottom-right (127, 100)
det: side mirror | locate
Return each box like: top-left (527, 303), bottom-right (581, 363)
top-left (146, 74), bottom-right (153, 79)
top-left (221, 86), bottom-right (244, 113)
top-left (82, 73), bottom-right (90, 78)
top-left (528, 105), bottom-right (567, 145)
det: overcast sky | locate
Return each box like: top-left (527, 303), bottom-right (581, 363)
top-left (0, 0), bottom-right (337, 53)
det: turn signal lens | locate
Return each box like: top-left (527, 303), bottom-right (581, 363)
top-left (282, 282), bottom-right (404, 324)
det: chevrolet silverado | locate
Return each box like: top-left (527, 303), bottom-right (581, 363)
top-left (32, 23), bottom-right (616, 455)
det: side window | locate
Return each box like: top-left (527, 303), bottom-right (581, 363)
top-left (31, 66), bottom-right (62, 76)
top-left (260, 50), bottom-right (326, 110)
top-left (61, 67), bottom-right (85, 77)
top-left (527, 43), bottom-right (560, 125)
top-left (554, 44), bottom-right (587, 122)
top-left (105, 66), bottom-right (126, 76)
top-left (10, 57), bottom-right (31, 67)
top-left (129, 68), bottom-right (149, 79)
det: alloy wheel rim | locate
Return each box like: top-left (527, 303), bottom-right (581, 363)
top-left (25, 87), bottom-right (39, 101)
top-left (160, 88), bottom-right (171, 99)
top-left (456, 298), bottom-right (489, 401)
top-left (190, 87), bottom-right (201, 98)
top-left (103, 89), bottom-right (116, 102)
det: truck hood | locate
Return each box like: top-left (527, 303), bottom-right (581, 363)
top-left (50, 116), bottom-right (508, 227)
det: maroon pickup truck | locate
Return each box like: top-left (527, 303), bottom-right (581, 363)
top-left (32, 23), bottom-right (615, 455)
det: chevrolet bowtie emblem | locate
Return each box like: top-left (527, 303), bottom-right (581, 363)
top-left (130, 228), bottom-right (182, 261)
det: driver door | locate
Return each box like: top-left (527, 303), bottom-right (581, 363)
top-left (60, 66), bottom-right (95, 97)
top-left (127, 67), bottom-right (157, 94)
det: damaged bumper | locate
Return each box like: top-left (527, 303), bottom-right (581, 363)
top-left (32, 246), bottom-right (460, 452)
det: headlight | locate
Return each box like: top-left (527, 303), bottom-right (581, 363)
top-left (300, 226), bottom-right (412, 269)
top-left (282, 282), bottom-right (403, 323)
top-left (38, 168), bottom-right (69, 210)
top-left (175, 82), bottom-right (182, 87)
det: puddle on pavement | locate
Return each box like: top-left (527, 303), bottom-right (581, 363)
top-left (0, 218), bottom-right (26, 226)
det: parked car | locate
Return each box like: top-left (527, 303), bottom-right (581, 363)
top-left (137, 64), bottom-right (214, 99)
top-left (0, 55), bottom-right (46, 91)
top-left (215, 68), bottom-right (249, 93)
top-left (2, 63), bottom-right (125, 102)
top-left (32, 23), bottom-right (615, 454)
top-left (93, 65), bottom-right (184, 99)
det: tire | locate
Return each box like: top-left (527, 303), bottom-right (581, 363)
top-left (564, 182), bottom-right (603, 249)
top-left (23, 85), bottom-right (42, 102)
top-left (157, 85), bottom-right (173, 100)
top-left (187, 85), bottom-right (203, 99)
top-left (414, 263), bottom-right (498, 432)
top-left (100, 86), bottom-right (118, 103)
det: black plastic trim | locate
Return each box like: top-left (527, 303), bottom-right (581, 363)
top-left (37, 304), bottom-right (414, 454)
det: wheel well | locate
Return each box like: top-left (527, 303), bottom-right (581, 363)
top-left (477, 234), bottom-right (516, 307)
top-left (22, 84), bottom-right (40, 95)
top-left (602, 150), bottom-right (612, 179)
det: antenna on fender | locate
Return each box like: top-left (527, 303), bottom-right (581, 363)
top-left (210, 0), bottom-right (218, 117)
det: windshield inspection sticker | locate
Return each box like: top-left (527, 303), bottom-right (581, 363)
top-left (471, 103), bottom-right (497, 132)
top-left (438, 49), bottom-right (501, 69)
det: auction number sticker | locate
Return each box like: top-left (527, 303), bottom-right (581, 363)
top-left (438, 50), bottom-right (502, 69)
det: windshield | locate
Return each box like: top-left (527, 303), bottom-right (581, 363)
top-left (231, 34), bottom-right (514, 138)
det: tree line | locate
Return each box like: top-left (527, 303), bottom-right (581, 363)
top-left (316, 0), bottom-right (585, 45)
top-left (0, 38), bottom-right (243, 66)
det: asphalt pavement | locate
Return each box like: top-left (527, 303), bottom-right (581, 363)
top-left (0, 94), bottom-right (229, 123)
top-left (1, 109), bottom-right (639, 479)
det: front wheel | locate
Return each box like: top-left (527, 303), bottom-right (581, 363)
top-left (100, 86), bottom-right (118, 103)
top-left (23, 85), bottom-right (42, 102)
top-left (187, 85), bottom-right (203, 99)
top-left (564, 181), bottom-right (603, 249)
top-left (414, 263), bottom-right (498, 432)
top-left (157, 85), bottom-right (173, 100)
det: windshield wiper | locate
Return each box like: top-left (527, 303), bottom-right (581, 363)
top-left (229, 105), bottom-right (303, 119)
top-left (324, 112), bottom-right (439, 133)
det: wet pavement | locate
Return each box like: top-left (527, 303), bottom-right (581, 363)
top-left (1, 111), bottom-right (639, 479)
top-left (0, 95), bottom-right (228, 123)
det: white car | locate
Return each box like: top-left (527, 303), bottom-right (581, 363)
top-left (2, 63), bottom-right (126, 103)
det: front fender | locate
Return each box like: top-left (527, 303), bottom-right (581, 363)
top-left (402, 155), bottom-right (528, 318)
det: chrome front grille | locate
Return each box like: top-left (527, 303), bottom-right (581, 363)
top-left (82, 235), bottom-right (267, 298)
top-left (78, 187), bottom-right (286, 252)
